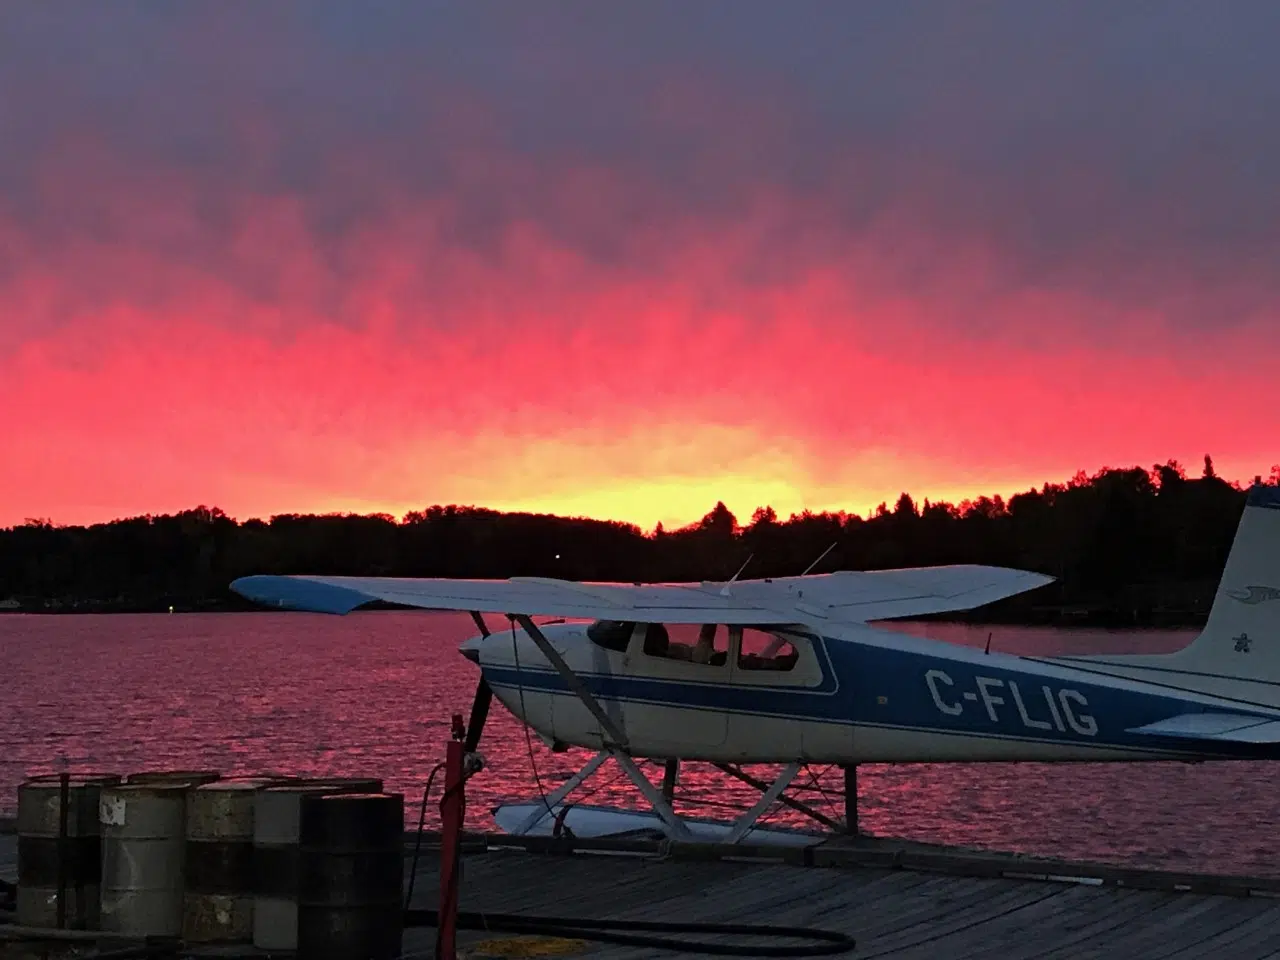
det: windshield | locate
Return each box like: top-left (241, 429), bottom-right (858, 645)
top-left (586, 619), bottom-right (634, 652)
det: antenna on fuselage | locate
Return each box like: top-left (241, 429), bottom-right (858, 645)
top-left (984, 631), bottom-right (993, 655)
top-left (801, 541), bottom-right (838, 576)
top-left (719, 553), bottom-right (754, 596)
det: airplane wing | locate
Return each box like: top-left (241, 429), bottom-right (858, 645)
top-left (1127, 713), bottom-right (1280, 744)
top-left (229, 563), bottom-right (1052, 624)
top-left (230, 574), bottom-right (773, 622)
top-left (729, 565), bottom-right (1056, 623)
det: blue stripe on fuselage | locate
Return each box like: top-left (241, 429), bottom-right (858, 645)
top-left (480, 634), bottom-right (1280, 760)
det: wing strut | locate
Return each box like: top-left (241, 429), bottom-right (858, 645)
top-left (511, 614), bottom-right (630, 751)
top-left (463, 611), bottom-right (494, 753)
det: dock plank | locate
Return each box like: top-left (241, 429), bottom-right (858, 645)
top-left (1092, 887), bottom-right (1256, 959)
top-left (5, 834), bottom-right (1280, 958)
top-left (988, 888), bottom-right (1185, 960)
top-left (1177, 902), bottom-right (1280, 960)
top-left (1130, 896), bottom-right (1280, 960)
top-left (858, 883), bottom-right (1065, 958)
top-left (849, 875), bottom-right (1030, 939)
top-left (944, 886), bottom-right (1156, 960)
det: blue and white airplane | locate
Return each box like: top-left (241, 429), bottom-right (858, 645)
top-left (232, 483), bottom-right (1280, 841)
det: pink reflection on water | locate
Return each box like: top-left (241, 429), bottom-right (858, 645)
top-left (1, 611), bottom-right (1276, 877)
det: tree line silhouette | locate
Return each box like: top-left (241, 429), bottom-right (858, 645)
top-left (3, 456), bottom-right (1277, 624)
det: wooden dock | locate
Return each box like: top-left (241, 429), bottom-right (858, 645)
top-left (4, 832), bottom-right (1280, 958)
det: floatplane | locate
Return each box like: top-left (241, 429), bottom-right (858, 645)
top-left (232, 484), bottom-right (1280, 844)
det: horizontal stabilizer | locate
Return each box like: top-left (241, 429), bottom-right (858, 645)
top-left (1127, 713), bottom-right (1280, 744)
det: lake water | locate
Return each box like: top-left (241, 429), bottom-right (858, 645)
top-left (2, 612), bottom-right (1277, 878)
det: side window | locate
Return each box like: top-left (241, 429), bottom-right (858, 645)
top-left (737, 628), bottom-right (798, 672)
top-left (642, 623), bottom-right (728, 666)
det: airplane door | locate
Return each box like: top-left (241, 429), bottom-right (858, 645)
top-left (620, 623), bottom-right (730, 756)
top-left (726, 628), bottom-right (831, 760)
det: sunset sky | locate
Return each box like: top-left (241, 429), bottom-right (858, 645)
top-left (3, 3), bottom-right (1278, 531)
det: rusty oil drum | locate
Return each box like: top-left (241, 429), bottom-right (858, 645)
top-left (16, 773), bottom-right (121, 929)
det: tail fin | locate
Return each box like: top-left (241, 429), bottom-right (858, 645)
top-left (1168, 484), bottom-right (1280, 681)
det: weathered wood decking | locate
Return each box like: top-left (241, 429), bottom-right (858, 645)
top-left (400, 839), bottom-right (1280, 960)
top-left (4, 832), bottom-right (1280, 958)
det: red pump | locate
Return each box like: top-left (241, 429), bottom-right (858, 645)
top-left (436, 713), bottom-right (468, 960)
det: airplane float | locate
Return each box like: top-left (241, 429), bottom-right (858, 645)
top-left (231, 483), bottom-right (1280, 844)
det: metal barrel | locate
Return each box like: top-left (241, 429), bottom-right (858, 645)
top-left (252, 778), bottom-right (384, 951)
top-left (182, 779), bottom-right (275, 943)
top-left (16, 773), bottom-right (121, 930)
top-left (297, 792), bottom-right (405, 960)
top-left (99, 783), bottom-right (189, 937)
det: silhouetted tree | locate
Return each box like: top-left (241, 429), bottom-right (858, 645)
top-left (1153, 459), bottom-right (1186, 492)
top-left (699, 502), bottom-right (738, 536)
top-left (749, 506), bottom-right (778, 528)
top-left (0, 461), bottom-right (1271, 624)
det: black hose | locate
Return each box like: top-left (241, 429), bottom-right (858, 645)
top-left (0, 923), bottom-right (153, 942)
top-left (403, 908), bottom-right (856, 957)
top-left (83, 942), bottom-right (181, 960)
top-left (404, 762), bottom-right (446, 910)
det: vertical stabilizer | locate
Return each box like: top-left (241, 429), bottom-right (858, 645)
top-left (1169, 484), bottom-right (1280, 681)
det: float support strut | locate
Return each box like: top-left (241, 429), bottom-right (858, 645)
top-left (725, 763), bottom-right (800, 844)
top-left (511, 751), bottom-right (610, 836)
top-left (712, 763), bottom-right (844, 834)
top-left (843, 764), bottom-right (858, 836)
top-left (661, 759), bottom-right (679, 803)
top-left (611, 751), bottom-right (694, 841)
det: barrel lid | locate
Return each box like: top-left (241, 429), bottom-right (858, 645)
top-left (125, 770), bottom-right (221, 785)
top-left (194, 778), bottom-right (276, 792)
top-left (22, 773), bottom-right (121, 787)
top-left (103, 782), bottom-right (190, 796)
top-left (262, 777), bottom-right (382, 795)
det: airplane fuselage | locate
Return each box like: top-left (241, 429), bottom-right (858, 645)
top-left (230, 481), bottom-right (1280, 776)
top-left (463, 619), bottom-right (1280, 764)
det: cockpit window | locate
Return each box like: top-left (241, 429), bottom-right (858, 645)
top-left (641, 622), bottom-right (670, 656)
top-left (738, 627), bottom-right (799, 671)
top-left (586, 619), bottom-right (634, 652)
